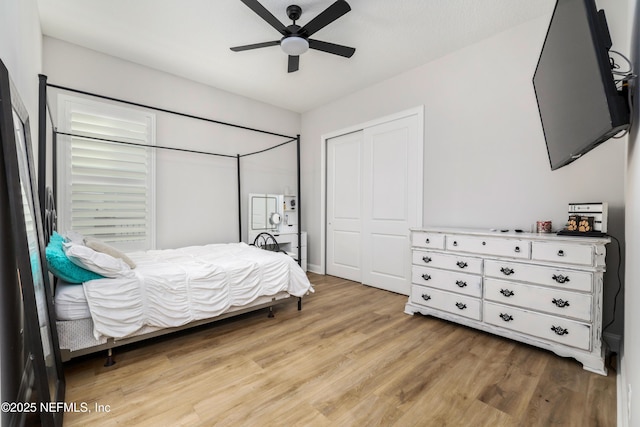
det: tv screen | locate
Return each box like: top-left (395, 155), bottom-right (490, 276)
top-left (533, 0), bottom-right (630, 170)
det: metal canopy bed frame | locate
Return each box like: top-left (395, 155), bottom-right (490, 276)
top-left (36, 75), bottom-right (305, 365)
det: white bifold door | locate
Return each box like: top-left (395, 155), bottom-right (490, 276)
top-left (326, 112), bottom-right (423, 295)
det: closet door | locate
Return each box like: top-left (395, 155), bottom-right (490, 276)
top-left (362, 115), bottom-right (421, 295)
top-left (326, 131), bottom-right (363, 282)
top-left (326, 111), bottom-right (422, 295)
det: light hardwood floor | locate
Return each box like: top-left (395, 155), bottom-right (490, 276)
top-left (62, 273), bottom-right (616, 426)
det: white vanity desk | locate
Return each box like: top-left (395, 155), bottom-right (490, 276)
top-left (405, 227), bottom-right (610, 375)
top-left (248, 193), bottom-right (307, 271)
top-left (263, 231), bottom-right (307, 271)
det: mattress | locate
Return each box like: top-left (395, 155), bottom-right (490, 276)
top-left (69, 242), bottom-right (313, 340)
top-left (55, 281), bottom-right (91, 321)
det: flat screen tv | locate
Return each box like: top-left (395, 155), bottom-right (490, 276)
top-left (533, 0), bottom-right (630, 171)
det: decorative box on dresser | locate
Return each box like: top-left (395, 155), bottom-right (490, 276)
top-left (404, 227), bottom-right (610, 375)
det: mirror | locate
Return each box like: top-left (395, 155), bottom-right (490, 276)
top-left (250, 194), bottom-right (279, 231)
top-left (0, 59), bottom-right (65, 427)
top-left (14, 110), bottom-right (59, 401)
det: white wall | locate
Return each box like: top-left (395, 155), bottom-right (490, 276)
top-left (301, 12), bottom-right (627, 335)
top-left (0, 0), bottom-right (42, 151)
top-left (43, 37), bottom-right (301, 249)
top-left (624, 0), bottom-right (640, 424)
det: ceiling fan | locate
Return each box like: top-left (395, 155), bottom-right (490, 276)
top-left (231, 0), bottom-right (356, 73)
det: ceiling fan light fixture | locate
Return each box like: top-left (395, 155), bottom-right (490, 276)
top-left (280, 36), bottom-right (309, 56)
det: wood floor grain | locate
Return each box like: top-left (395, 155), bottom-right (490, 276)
top-left (61, 273), bottom-right (616, 426)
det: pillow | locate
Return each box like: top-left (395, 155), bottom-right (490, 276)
top-left (45, 232), bottom-right (104, 284)
top-left (64, 230), bottom-right (85, 244)
top-left (63, 242), bottom-right (132, 278)
top-left (84, 237), bottom-right (136, 269)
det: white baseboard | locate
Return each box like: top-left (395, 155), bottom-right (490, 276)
top-left (617, 340), bottom-right (628, 427)
top-left (307, 263), bottom-right (323, 274)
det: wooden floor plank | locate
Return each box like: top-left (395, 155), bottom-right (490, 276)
top-left (61, 273), bottom-right (616, 426)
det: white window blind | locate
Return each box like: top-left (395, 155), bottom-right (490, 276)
top-left (58, 96), bottom-right (156, 251)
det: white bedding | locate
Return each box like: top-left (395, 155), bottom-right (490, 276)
top-left (78, 242), bottom-right (313, 340)
top-left (55, 281), bottom-right (92, 321)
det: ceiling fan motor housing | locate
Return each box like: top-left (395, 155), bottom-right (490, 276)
top-left (287, 5), bottom-right (302, 22)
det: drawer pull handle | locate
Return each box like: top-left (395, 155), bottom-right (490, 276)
top-left (455, 280), bottom-right (468, 288)
top-left (421, 274), bottom-right (431, 281)
top-left (552, 274), bottom-right (570, 283)
top-left (456, 261), bottom-right (468, 269)
top-left (421, 294), bottom-right (431, 302)
top-left (551, 325), bottom-right (569, 336)
top-left (557, 250), bottom-right (565, 257)
top-left (482, 241), bottom-right (486, 246)
top-left (425, 238), bottom-right (430, 244)
top-left (499, 313), bottom-right (514, 322)
top-left (514, 246), bottom-right (521, 253)
top-left (552, 298), bottom-right (570, 308)
top-left (455, 302), bottom-right (467, 310)
top-left (500, 289), bottom-right (514, 297)
top-left (422, 256), bottom-right (432, 263)
top-left (453, 241), bottom-right (458, 247)
top-left (500, 267), bottom-right (515, 276)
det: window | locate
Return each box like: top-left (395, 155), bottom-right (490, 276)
top-left (57, 95), bottom-right (156, 251)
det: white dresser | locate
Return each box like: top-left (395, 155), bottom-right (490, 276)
top-left (405, 227), bottom-right (610, 375)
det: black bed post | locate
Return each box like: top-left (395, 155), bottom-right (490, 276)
top-left (296, 134), bottom-right (301, 267)
top-left (237, 154), bottom-right (242, 243)
top-left (38, 74), bottom-right (47, 222)
top-left (52, 129), bottom-right (57, 204)
top-left (296, 134), bottom-right (302, 311)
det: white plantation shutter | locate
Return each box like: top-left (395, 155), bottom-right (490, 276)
top-left (58, 96), bottom-right (156, 251)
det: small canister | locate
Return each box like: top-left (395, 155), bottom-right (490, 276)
top-left (536, 220), bottom-right (552, 233)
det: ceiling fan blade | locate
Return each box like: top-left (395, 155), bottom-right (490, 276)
top-left (301, 0), bottom-right (351, 37)
top-left (288, 55), bottom-right (300, 73)
top-left (230, 40), bottom-right (280, 52)
top-left (308, 39), bottom-right (355, 58)
top-left (240, 0), bottom-right (289, 36)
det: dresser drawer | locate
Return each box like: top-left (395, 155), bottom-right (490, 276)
top-left (484, 279), bottom-right (592, 321)
top-left (412, 250), bottom-right (482, 274)
top-left (446, 235), bottom-right (531, 259)
top-left (484, 302), bottom-right (591, 350)
top-left (412, 232), bottom-right (445, 250)
top-left (411, 285), bottom-right (481, 320)
top-left (484, 260), bottom-right (593, 292)
top-left (531, 241), bottom-right (594, 266)
top-left (412, 266), bottom-right (482, 297)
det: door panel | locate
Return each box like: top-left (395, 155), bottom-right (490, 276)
top-left (370, 234), bottom-right (407, 278)
top-left (326, 131), bottom-right (363, 282)
top-left (362, 115), bottom-right (420, 295)
top-left (332, 231), bottom-right (360, 269)
top-left (371, 128), bottom-right (408, 221)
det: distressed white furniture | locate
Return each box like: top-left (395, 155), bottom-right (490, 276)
top-left (405, 227), bottom-right (610, 375)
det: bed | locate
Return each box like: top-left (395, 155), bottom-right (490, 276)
top-left (37, 76), bottom-right (310, 366)
top-left (49, 231), bottom-right (313, 364)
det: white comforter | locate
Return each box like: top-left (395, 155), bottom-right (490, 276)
top-left (83, 242), bottom-right (313, 340)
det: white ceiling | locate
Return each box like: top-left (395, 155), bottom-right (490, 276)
top-left (37, 0), bottom-right (555, 113)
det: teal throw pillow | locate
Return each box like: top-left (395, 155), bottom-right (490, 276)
top-left (45, 231), bottom-right (104, 283)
